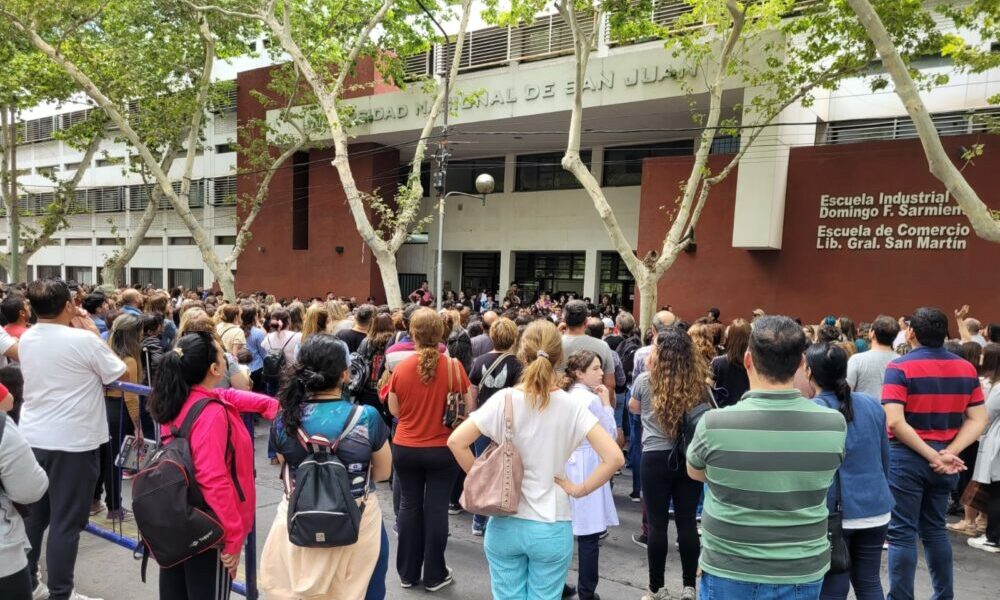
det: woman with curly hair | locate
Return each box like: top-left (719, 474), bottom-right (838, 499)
top-left (629, 328), bottom-right (714, 600)
top-left (260, 334), bottom-right (392, 600)
top-left (387, 308), bottom-right (473, 591)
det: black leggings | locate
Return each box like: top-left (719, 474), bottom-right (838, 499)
top-left (0, 566), bottom-right (32, 600)
top-left (98, 396), bottom-right (134, 511)
top-left (987, 481), bottom-right (1000, 544)
top-left (159, 548), bottom-right (232, 600)
top-left (393, 444), bottom-right (459, 585)
top-left (640, 450), bottom-right (701, 590)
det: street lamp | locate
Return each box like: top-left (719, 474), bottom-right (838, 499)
top-left (436, 173), bottom-right (495, 310)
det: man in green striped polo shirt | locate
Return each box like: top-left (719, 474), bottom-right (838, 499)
top-left (687, 315), bottom-right (846, 599)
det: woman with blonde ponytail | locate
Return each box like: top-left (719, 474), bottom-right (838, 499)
top-left (448, 319), bottom-right (625, 600)
top-left (387, 308), bottom-right (472, 592)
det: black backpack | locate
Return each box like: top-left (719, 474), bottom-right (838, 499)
top-left (263, 334), bottom-right (294, 382)
top-left (616, 336), bottom-right (641, 384)
top-left (132, 397), bottom-right (244, 574)
top-left (284, 405), bottom-right (369, 548)
top-left (346, 348), bottom-right (371, 398)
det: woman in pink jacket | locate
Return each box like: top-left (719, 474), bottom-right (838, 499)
top-left (149, 331), bottom-right (278, 600)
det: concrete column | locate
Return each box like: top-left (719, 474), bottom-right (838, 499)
top-left (583, 249), bottom-right (599, 301)
top-left (591, 147), bottom-right (605, 187)
top-left (504, 153), bottom-right (516, 195)
top-left (498, 249), bottom-right (513, 299)
top-left (731, 86), bottom-right (820, 249)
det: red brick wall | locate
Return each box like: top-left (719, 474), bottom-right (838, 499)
top-left (235, 62), bottom-right (400, 301)
top-left (638, 135), bottom-right (1000, 325)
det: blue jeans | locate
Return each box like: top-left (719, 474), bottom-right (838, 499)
top-left (472, 435), bottom-right (491, 530)
top-left (700, 572), bottom-right (823, 599)
top-left (484, 517), bottom-right (573, 600)
top-left (614, 391), bottom-right (627, 429)
top-left (887, 441), bottom-right (958, 600)
top-left (364, 523), bottom-right (389, 600)
top-left (820, 525), bottom-right (887, 600)
top-left (628, 413), bottom-right (643, 495)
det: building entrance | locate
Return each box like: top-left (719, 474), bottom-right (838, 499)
top-left (599, 251), bottom-right (635, 312)
top-left (513, 252), bottom-right (585, 304)
top-left (461, 252), bottom-right (500, 296)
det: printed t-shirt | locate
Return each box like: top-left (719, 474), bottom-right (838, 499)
top-left (273, 400), bottom-right (388, 497)
top-left (389, 353), bottom-right (470, 447)
top-left (469, 351), bottom-right (522, 406)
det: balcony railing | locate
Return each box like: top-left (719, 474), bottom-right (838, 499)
top-left (404, 0), bottom-right (824, 79)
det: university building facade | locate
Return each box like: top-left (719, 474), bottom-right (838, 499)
top-left (8, 6), bottom-right (1000, 320)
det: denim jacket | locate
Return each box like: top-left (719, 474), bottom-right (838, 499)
top-left (814, 391), bottom-right (894, 520)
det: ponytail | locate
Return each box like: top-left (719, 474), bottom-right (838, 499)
top-left (805, 342), bottom-right (855, 423)
top-left (280, 334), bottom-right (350, 436)
top-left (149, 331), bottom-right (218, 423)
top-left (517, 320), bottom-right (563, 410)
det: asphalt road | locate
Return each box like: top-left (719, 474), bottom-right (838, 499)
top-left (59, 422), bottom-right (1000, 599)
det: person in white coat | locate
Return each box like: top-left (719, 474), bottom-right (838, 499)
top-left (562, 350), bottom-right (619, 600)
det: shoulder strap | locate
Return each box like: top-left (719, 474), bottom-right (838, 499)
top-left (173, 397), bottom-right (215, 439)
top-left (502, 389), bottom-right (515, 440)
top-left (447, 356), bottom-right (455, 393)
top-left (296, 403), bottom-right (363, 453)
top-left (279, 333), bottom-right (295, 352)
top-left (333, 404), bottom-right (363, 451)
top-left (480, 352), bottom-right (512, 384)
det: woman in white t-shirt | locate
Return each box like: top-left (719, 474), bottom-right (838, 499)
top-left (447, 320), bottom-right (624, 600)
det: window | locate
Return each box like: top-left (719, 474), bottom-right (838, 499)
top-left (35, 265), bottom-right (62, 279)
top-left (65, 266), bottom-right (94, 284)
top-left (130, 268), bottom-right (163, 288)
top-left (168, 237), bottom-right (195, 246)
top-left (65, 238), bottom-right (92, 246)
top-left (36, 165), bottom-right (59, 178)
top-left (140, 238), bottom-right (162, 246)
top-left (603, 141), bottom-right (694, 187)
top-left (710, 136), bottom-right (741, 155)
top-left (128, 184), bottom-right (171, 211)
top-left (80, 187), bottom-right (124, 213)
top-left (212, 176), bottom-right (237, 205)
top-left (215, 235), bottom-right (236, 245)
top-left (513, 252), bottom-right (586, 299)
top-left (97, 238), bottom-right (118, 246)
top-left (96, 156), bottom-right (125, 168)
top-left (64, 162), bottom-right (82, 172)
top-left (292, 151), bottom-right (309, 250)
top-left (169, 269), bottom-right (204, 290)
top-left (215, 143), bottom-right (235, 154)
top-left (515, 151), bottom-right (591, 192)
top-left (444, 157), bottom-right (505, 194)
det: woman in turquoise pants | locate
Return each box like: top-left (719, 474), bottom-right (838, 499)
top-left (448, 319), bottom-right (625, 600)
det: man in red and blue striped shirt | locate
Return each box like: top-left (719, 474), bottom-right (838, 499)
top-left (882, 307), bottom-right (987, 600)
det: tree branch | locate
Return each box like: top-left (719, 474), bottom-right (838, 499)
top-left (180, 0), bottom-right (263, 21)
top-left (180, 17), bottom-right (216, 200)
top-left (389, 0), bottom-right (474, 251)
top-left (846, 0), bottom-right (1000, 242)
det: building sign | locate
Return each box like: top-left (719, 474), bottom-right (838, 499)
top-left (268, 46), bottom-right (712, 139)
top-left (815, 190), bottom-right (970, 251)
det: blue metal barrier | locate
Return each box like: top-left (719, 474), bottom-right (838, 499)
top-left (91, 380), bottom-right (257, 598)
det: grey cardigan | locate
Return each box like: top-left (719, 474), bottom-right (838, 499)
top-left (973, 384), bottom-right (1000, 485)
top-left (0, 414), bottom-right (49, 578)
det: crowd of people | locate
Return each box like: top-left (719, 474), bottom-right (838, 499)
top-left (0, 277), bottom-right (997, 600)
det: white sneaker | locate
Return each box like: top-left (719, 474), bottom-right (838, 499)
top-left (32, 582), bottom-right (48, 600)
top-left (641, 587), bottom-right (672, 600)
top-left (69, 591), bottom-right (105, 600)
top-left (968, 535), bottom-right (1000, 553)
top-left (681, 586), bottom-right (696, 599)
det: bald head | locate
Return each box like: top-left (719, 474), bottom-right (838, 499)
top-left (965, 317), bottom-right (982, 335)
top-left (652, 310), bottom-right (676, 332)
top-left (122, 289), bottom-right (141, 308)
top-left (483, 310), bottom-right (498, 331)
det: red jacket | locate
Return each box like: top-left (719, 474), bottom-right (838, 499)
top-left (159, 386), bottom-right (278, 555)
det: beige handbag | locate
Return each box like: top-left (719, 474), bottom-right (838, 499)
top-left (459, 390), bottom-right (524, 516)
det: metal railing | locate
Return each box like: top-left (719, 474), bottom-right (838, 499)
top-left (404, 0), bottom-right (824, 79)
top-left (822, 108), bottom-right (1000, 145)
top-left (87, 380), bottom-right (259, 598)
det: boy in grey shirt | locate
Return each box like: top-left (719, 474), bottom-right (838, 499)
top-left (847, 315), bottom-right (900, 398)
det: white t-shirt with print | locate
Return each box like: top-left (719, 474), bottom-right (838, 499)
top-left (18, 323), bottom-right (127, 452)
top-left (470, 388), bottom-right (599, 523)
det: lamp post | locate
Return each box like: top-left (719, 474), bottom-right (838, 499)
top-left (435, 173), bottom-right (495, 310)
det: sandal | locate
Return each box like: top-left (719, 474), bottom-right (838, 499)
top-left (974, 516), bottom-right (988, 534)
top-left (947, 520), bottom-right (978, 535)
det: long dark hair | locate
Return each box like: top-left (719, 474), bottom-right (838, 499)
top-left (279, 334), bottom-right (350, 437)
top-left (149, 332), bottom-right (220, 423)
top-left (806, 342), bottom-right (854, 422)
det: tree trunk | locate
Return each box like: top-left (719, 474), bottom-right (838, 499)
top-left (216, 270), bottom-right (236, 303)
top-left (845, 0), bottom-right (1000, 242)
top-left (374, 250), bottom-right (402, 309)
top-left (637, 277), bottom-right (659, 336)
